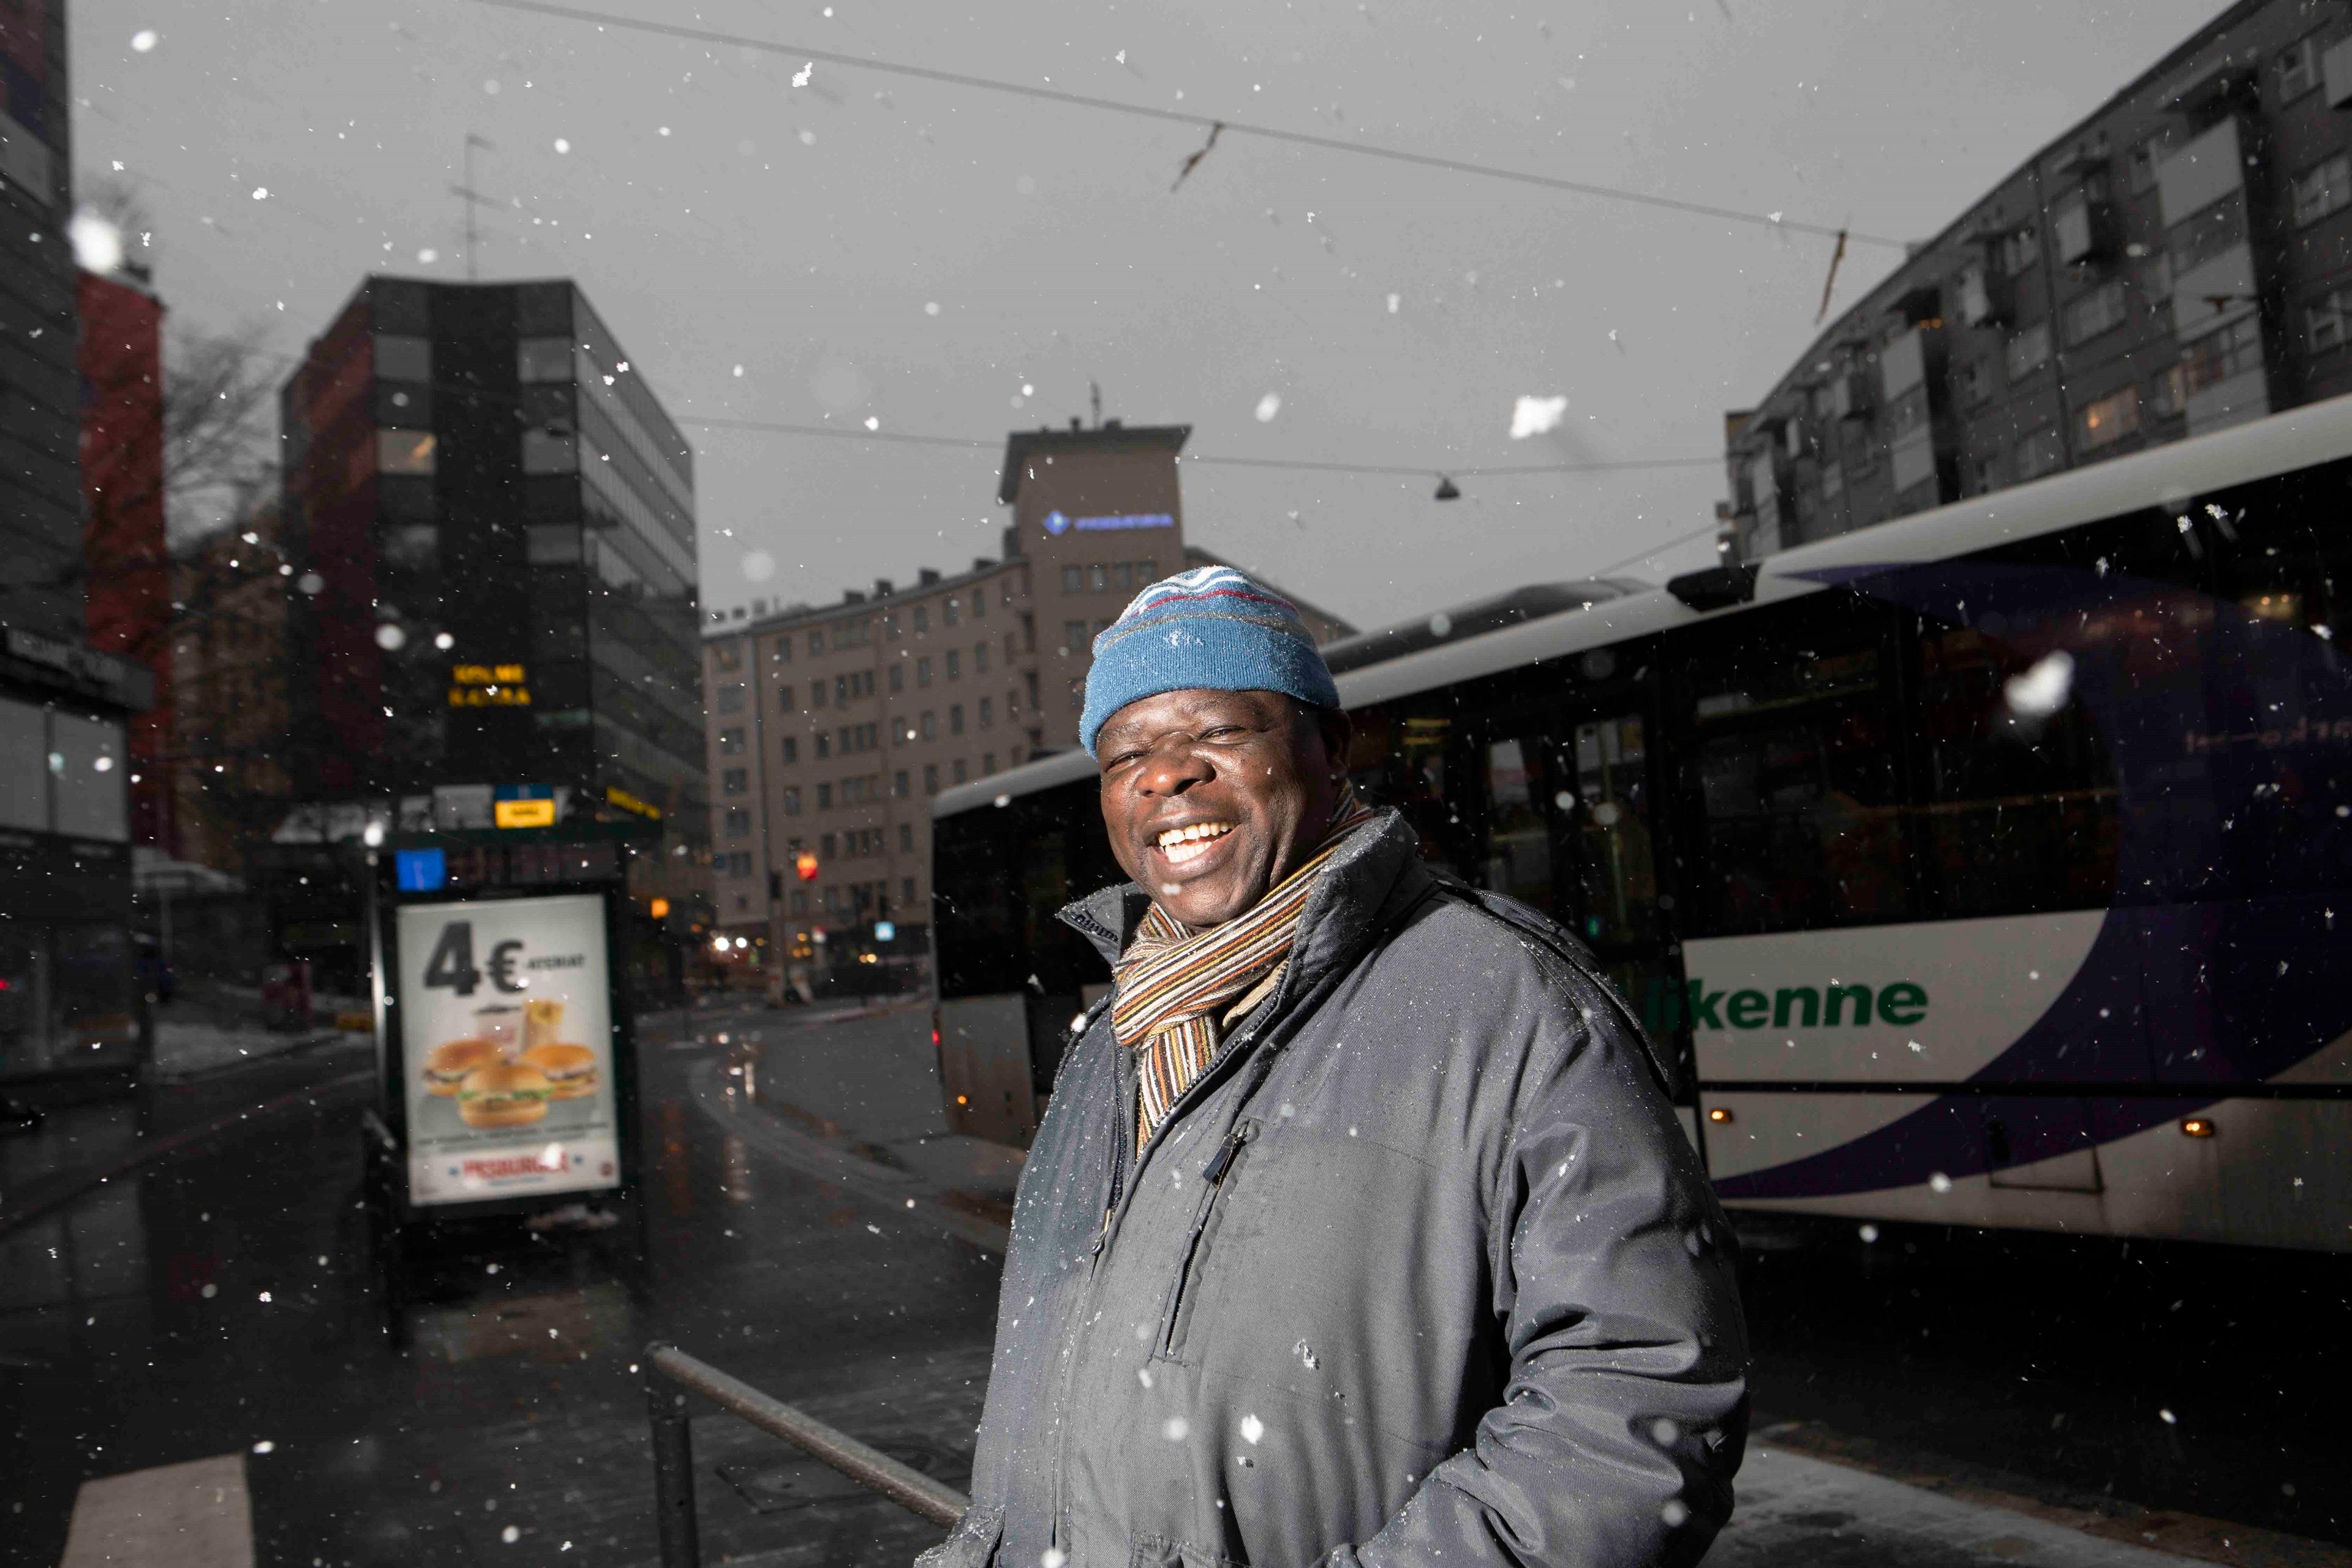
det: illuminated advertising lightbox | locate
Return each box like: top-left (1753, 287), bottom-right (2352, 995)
top-left (394, 893), bottom-right (619, 1206)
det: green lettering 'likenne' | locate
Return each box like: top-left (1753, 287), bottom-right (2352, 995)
top-left (1878, 982), bottom-right (1929, 1025)
top-left (1684, 978), bottom-right (1929, 1028)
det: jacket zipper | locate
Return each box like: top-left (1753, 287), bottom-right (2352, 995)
top-left (1156, 1118), bottom-right (1256, 1360)
top-left (1049, 1027), bottom-right (1130, 1556)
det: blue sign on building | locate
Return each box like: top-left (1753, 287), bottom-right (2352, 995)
top-left (394, 847), bottom-right (448, 892)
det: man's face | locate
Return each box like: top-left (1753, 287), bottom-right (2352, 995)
top-left (1096, 688), bottom-right (1350, 929)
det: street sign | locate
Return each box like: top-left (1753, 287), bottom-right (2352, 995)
top-left (391, 892), bottom-right (622, 1207)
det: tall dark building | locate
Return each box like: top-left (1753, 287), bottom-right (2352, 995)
top-left (1727, 0), bottom-right (2352, 559)
top-left (278, 276), bottom-right (706, 874)
top-left (0, 1), bottom-right (151, 1089)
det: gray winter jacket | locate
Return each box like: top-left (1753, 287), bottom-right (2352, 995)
top-left (926, 811), bottom-right (1748, 1568)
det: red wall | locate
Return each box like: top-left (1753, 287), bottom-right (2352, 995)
top-left (78, 268), bottom-right (172, 848)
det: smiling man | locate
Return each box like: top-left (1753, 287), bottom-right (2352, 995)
top-left (922, 567), bottom-right (1748, 1568)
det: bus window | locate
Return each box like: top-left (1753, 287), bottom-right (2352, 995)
top-left (1678, 596), bottom-right (1913, 937)
top-left (1912, 622), bottom-right (2120, 918)
top-left (1480, 738), bottom-right (1553, 910)
top-left (1351, 702), bottom-right (1476, 877)
top-left (1570, 717), bottom-right (1660, 948)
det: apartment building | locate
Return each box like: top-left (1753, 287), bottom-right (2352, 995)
top-left (701, 421), bottom-right (1352, 975)
top-left (1727, 0), bottom-right (2352, 557)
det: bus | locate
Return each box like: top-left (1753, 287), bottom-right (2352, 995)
top-left (930, 395), bottom-right (2352, 1254)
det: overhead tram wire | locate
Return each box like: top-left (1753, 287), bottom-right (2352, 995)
top-left (473, 0), bottom-right (1904, 251)
top-left (676, 414), bottom-right (1714, 480)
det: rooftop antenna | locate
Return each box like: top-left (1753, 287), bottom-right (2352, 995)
top-left (450, 133), bottom-right (497, 281)
top-left (1090, 380), bottom-right (1102, 428)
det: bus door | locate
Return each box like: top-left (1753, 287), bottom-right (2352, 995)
top-left (1473, 669), bottom-right (1684, 1106)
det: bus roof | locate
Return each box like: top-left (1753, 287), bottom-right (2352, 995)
top-left (935, 389), bottom-right (2352, 820)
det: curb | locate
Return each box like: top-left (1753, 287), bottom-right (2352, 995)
top-left (0, 1068), bottom-right (375, 1237)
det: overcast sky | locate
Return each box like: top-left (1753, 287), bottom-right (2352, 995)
top-left (75, 0), bottom-right (2222, 631)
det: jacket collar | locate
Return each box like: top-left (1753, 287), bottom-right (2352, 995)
top-left (1059, 807), bottom-right (1433, 1008)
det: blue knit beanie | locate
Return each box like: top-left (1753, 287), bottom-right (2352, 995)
top-left (1079, 566), bottom-right (1341, 755)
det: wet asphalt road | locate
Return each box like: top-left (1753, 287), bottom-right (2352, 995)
top-left (2, 999), bottom-right (2345, 1566)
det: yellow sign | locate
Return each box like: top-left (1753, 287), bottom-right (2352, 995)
top-left (449, 662), bottom-right (532, 708)
top-left (494, 798), bottom-right (557, 829)
top-left (605, 785), bottom-right (663, 821)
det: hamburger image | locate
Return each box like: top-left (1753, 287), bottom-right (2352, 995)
top-left (518, 1042), bottom-right (599, 1100)
top-left (454, 1062), bottom-right (553, 1128)
top-left (422, 1037), bottom-right (502, 1096)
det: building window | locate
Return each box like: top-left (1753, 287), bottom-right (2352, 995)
top-left (769, 636), bottom-right (791, 664)
top-left (1063, 619), bottom-right (1088, 652)
top-left (821, 832), bottom-right (837, 859)
top-left (714, 642), bottom-right (744, 671)
top-left (723, 767), bottom-right (748, 795)
top-left (2076, 385), bottom-right (2140, 451)
top-left (2004, 322), bottom-right (2051, 383)
top-left (2062, 281), bottom-right (2127, 347)
top-left (815, 733), bottom-right (831, 759)
top-left (923, 764), bottom-right (939, 795)
top-left (817, 783), bottom-right (833, 809)
top-left (2277, 36), bottom-right (2321, 104)
top-left (921, 711), bottom-right (937, 739)
top-left (379, 430), bottom-right (437, 475)
top-left (1944, 359), bottom-right (1980, 408)
top-left (2150, 363), bottom-right (2187, 418)
top-left (917, 656), bottom-right (933, 687)
top-left (2013, 426), bottom-right (2064, 482)
top-left (718, 728), bottom-right (746, 756)
top-left (1999, 226), bottom-right (2040, 277)
top-left (944, 649), bottom-right (961, 680)
top-left (2296, 153), bottom-right (2352, 228)
top-left (1061, 565), bottom-right (1082, 593)
top-left (2182, 317), bottom-right (2264, 397)
top-left (783, 786), bottom-right (801, 814)
top-left (725, 807), bottom-right (752, 839)
top-left (974, 641), bottom-right (989, 674)
top-left (902, 877), bottom-right (917, 905)
top-left (791, 889), bottom-right (809, 914)
top-left (888, 665), bottom-right (903, 693)
top-left (971, 589), bottom-right (986, 619)
top-left (913, 606), bottom-right (929, 633)
top-left (943, 597), bottom-right (960, 627)
top-left (1966, 450), bottom-right (2001, 494)
top-left (894, 769), bottom-right (909, 797)
top-left (771, 684), bottom-right (791, 712)
top-left (2308, 286), bottom-right (2352, 352)
top-left (2134, 252), bottom-right (2172, 305)
top-left (982, 752), bottom-right (997, 775)
top-left (811, 680), bottom-right (828, 709)
top-left (950, 704), bottom-right (965, 735)
top-left (898, 823), bottom-right (914, 853)
top-left (780, 736), bottom-right (797, 763)
top-left (717, 681), bottom-right (745, 713)
top-left (952, 760), bottom-right (968, 785)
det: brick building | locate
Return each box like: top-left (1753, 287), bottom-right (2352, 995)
top-left (698, 421), bottom-right (1352, 977)
top-left (1727, 0), bottom-right (2352, 558)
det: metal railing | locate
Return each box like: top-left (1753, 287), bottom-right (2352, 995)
top-left (644, 1341), bottom-right (970, 1567)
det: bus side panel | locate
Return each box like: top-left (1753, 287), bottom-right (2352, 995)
top-left (1708, 1088), bottom-right (2352, 1252)
top-left (940, 993), bottom-right (1036, 1146)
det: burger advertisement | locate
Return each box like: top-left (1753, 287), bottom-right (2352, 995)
top-left (394, 893), bottom-right (620, 1206)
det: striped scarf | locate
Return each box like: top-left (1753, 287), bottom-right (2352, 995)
top-left (1112, 785), bottom-right (1377, 1145)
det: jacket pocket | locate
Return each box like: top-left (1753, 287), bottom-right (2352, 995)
top-left (1130, 1532), bottom-right (1249, 1568)
top-left (1154, 1118), bottom-right (1257, 1363)
top-left (915, 1504), bottom-right (1004, 1568)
